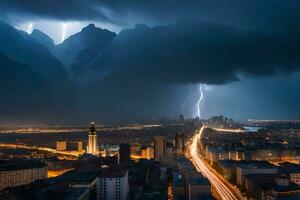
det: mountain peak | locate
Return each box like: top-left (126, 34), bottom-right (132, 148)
top-left (81, 24), bottom-right (96, 32)
top-left (135, 24), bottom-right (149, 30)
top-left (31, 29), bottom-right (54, 48)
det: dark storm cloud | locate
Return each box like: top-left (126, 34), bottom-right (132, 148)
top-left (1, 0), bottom-right (300, 31)
top-left (1, 1), bottom-right (300, 85)
top-left (0, 0), bottom-right (115, 24)
top-left (99, 21), bottom-right (300, 85)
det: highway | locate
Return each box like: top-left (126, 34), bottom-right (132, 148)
top-left (188, 126), bottom-right (246, 200)
top-left (0, 143), bottom-right (81, 157)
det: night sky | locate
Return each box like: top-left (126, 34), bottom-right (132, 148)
top-left (0, 1), bottom-right (300, 123)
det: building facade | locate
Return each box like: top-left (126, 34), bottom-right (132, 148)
top-left (154, 136), bottom-right (166, 163)
top-left (97, 166), bottom-right (129, 200)
top-left (56, 141), bottom-right (67, 151)
top-left (0, 159), bottom-right (47, 190)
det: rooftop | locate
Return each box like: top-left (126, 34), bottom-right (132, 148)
top-left (238, 161), bottom-right (277, 169)
top-left (279, 162), bottom-right (300, 173)
top-left (218, 160), bottom-right (243, 168)
top-left (54, 169), bottom-right (101, 183)
top-left (262, 182), bottom-right (300, 193)
top-left (0, 159), bottom-right (47, 171)
top-left (245, 173), bottom-right (300, 193)
top-left (99, 165), bottom-right (127, 178)
top-left (244, 174), bottom-right (275, 184)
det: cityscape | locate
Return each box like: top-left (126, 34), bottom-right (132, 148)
top-left (1, 1), bottom-right (300, 200)
top-left (1, 118), bottom-right (300, 200)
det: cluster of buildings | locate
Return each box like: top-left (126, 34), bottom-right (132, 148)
top-left (216, 160), bottom-right (300, 199)
top-left (204, 145), bottom-right (300, 165)
top-left (199, 126), bottom-right (300, 200)
top-left (0, 122), bottom-right (208, 200)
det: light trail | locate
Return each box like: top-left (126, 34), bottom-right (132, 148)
top-left (0, 143), bottom-right (81, 157)
top-left (188, 126), bottom-right (246, 200)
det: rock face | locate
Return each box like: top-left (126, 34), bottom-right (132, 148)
top-left (0, 20), bottom-right (68, 88)
top-left (52, 24), bottom-right (116, 83)
top-left (31, 29), bottom-right (55, 50)
top-left (0, 21), bottom-right (73, 121)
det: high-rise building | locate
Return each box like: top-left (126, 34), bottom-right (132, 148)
top-left (119, 143), bottom-right (131, 165)
top-left (154, 136), bottom-right (166, 163)
top-left (87, 122), bottom-right (98, 155)
top-left (97, 165), bottom-right (129, 200)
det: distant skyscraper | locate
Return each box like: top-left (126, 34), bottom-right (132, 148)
top-left (87, 122), bottom-right (98, 155)
top-left (154, 136), bottom-right (166, 163)
top-left (119, 143), bottom-right (131, 164)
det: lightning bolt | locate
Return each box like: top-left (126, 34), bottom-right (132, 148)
top-left (61, 23), bottom-right (67, 43)
top-left (27, 23), bottom-right (34, 34)
top-left (195, 84), bottom-right (204, 119)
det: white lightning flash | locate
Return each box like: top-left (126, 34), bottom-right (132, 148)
top-left (195, 84), bottom-right (204, 119)
top-left (27, 23), bottom-right (34, 34)
top-left (61, 23), bottom-right (67, 43)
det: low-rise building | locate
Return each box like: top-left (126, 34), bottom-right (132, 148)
top-left (262, 174), bottom-right (300, 200)
top-left (244, 173), bottom-right (300, 200)
top-left (237, 161), bottom-right (278, 188)
top-left (0, 159), bottom-right (47, 191)
top-left (244, 174), bottom-right (275, 199)
top-left (206, 147), bottom-right (229, 164)
top-left (56, 141), bottom-right (67, 151)
top-left (278, 162), bottom-right (300, 185)
top-left (217, 160), bottom-right (241, 181)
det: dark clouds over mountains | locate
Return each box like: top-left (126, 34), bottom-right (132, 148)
top-left (1, 1), bottom-right (300, 123)
top-left (101, 21), bottom-right (300, 85)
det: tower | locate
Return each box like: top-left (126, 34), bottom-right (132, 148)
top-left (87, 122), bottom-right (98, 155)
